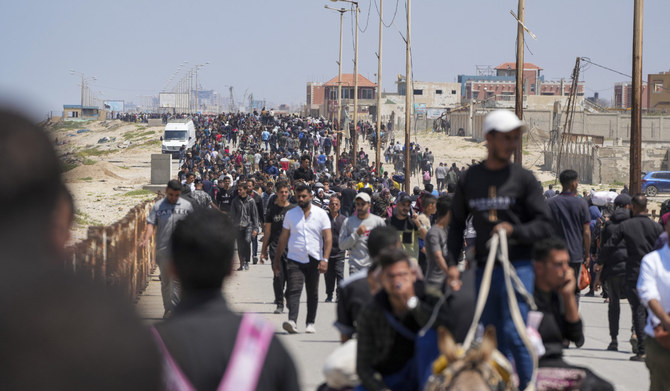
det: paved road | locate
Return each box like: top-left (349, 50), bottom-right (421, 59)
top-left (137, 260), bottom-right (650, 391)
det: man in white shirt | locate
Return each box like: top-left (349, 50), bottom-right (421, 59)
top-left (274, 183), bottom-right (332, 334)
top-left (637, 220), bottom-right (670, 389)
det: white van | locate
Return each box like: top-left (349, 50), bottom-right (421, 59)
top-left (161, 119), bottom-right (196, 157)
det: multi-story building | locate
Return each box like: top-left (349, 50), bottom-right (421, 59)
top-left (648, 72), bottom-right (670, 113)
top-left (614, 82), bottom-right (648, 110)
top-left (305, 74), bottom-right (377, 120)
top-left (458, 62), bottom-right (584, 106)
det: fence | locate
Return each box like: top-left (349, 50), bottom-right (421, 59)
top-left (67, 197), bottom-right (158, 300)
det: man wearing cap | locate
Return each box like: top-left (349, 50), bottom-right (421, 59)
top-left (447, 110), bottom-right (554, 389)
top-left (339, 192), bottom-right (387, 274)
top-left (387, 193), bottom-right (428, 261)
top-left (596, 193), bottom-right (631, 352)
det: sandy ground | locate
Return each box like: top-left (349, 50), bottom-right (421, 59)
top-left (51, 119), bottom-right (656, 244)
top-left (49, 119), bottom-right (163, 243)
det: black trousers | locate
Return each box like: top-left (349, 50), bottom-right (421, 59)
top-left (236, 228), bottom-right (251, 265)
top-left (286, 257), bottom-right (320, 325)
top-left (570, 263), bottom-right (583, 305)
top-left (605, 274), bottom-right (626, 339)
top-left (269, 241), bottom-right (288, 307)
top-left (626, 280), bottom-right (648, 354)
top-left (325, 255), bottom-right (345, 299)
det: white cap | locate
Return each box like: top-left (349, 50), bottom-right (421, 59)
top-left (354, 192), bottom-right (371, 203)
top-left (483, 110), bottom-right (526, 135)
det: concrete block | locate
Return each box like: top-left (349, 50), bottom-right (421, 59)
top-left (150, 154), bottom-right (172, 185)
top-left (147, 119), bottom-right (163, 127)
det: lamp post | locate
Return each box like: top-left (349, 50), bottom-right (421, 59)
top-left (69, 70), bottom-right (96, 107)
top-left (194, 62), bottom-right (210, 114)
top-left (404, 0), bottom-right (412, 192)
top-left (331, 0), bottom-right (360, 170)
top-left (325, 5), bottom-right (351, 175)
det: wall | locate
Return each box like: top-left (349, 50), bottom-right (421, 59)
top-left (67, 197), bottom-right (158, 299)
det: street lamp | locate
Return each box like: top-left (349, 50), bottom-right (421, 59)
top-left (324, 5), bottom-right (352, 175)
top-left (194, 62), bottom-right (210, 113)
top-left (330, 0), bottom-right (360, 170)
top-left (69, 69), bottom-right (96, 107)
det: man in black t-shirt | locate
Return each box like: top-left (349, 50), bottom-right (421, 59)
top-left (261, 181), bottom-right (296, 314)
top-left (214, 176), bottom-right (235, 213)
top-left (292, 154), bottom-right (315, 183)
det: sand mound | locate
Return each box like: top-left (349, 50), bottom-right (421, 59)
top-left (64, 161), bottom-right (126, 182)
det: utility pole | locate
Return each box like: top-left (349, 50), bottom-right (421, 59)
top-left (375, 0), bottom-right (383, 176)
top-left (80, 74), bottom-right (85, 107)
top-left (513, 0), bottom-right (525, 165)
top-left (195, 68), bottom-right (199, 113)
top-left (352, 2), bottom-right (360, 170)
top-left (337, 9), bottom-right (344, 175)
top-left (404, 0), bottom-right (412, 192)
top-left (630, 0), bottom-right (643, 194)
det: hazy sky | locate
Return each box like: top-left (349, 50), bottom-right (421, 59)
top-left (2, 0), bottom-right (669, 119)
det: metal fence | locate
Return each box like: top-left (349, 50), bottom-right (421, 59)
top-left (67, 197), bottom-right (158, 300)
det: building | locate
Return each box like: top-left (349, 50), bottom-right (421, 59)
top-left (648, 72), bottom-right (670, 113)
top-left (458, 62), bottom-right (584, 107)
top-left (62, 105), bottom-right (104, 120)
top-left (305, 82), bottom-right (325, 117)
top-left (323, 74), bottom-right (377, 121)
top-left (395, 75), bottom-right (461, 111)
top-left (614, 82), bottom-right (648, 110)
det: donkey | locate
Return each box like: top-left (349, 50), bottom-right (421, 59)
top-left (424, 326), bottom-right (516, 391)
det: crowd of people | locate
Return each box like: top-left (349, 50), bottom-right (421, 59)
top-left (4, 105), bottom-right (670, 390)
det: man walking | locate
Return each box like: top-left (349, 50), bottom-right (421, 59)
top-left (447, 110), bottom-right (554, 389)
top-left (387, 194), bottom-right (427, 261)
top-left (274, 183), bottom-right (332, 334)
top-left (546, 169), bottom-right (591, 305)
top-left (603, 194), bottom-right (663, 361)
top-left (261, 181), bottom-right (295, 314)
top-left (141, 180), bottom-right (193, 318)
top-left (435, 162), bottom-right (447, 191)
top-left (231, 183), bottom-right (259, 271)
top-left (339, 192), bottom-right (386, 274)
top-left (325, 195), bottom-right (346, 302)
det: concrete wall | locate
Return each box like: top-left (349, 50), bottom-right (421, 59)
top-left (150, 154), bottom-right (172, 185)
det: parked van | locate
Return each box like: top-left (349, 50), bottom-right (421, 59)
top-left (161, 119), bottom-right (195, 157)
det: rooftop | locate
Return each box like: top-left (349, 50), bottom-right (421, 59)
top-left (324, 74), bottom-right (376, 88)
top-left (495, 62), bottom-right (543, 71)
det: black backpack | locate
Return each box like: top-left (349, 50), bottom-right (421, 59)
top-left (661, 199), bottom-right (670, 217)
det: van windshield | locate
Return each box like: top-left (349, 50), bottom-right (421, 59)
top-left (164, 130), bottom-right (187, 141)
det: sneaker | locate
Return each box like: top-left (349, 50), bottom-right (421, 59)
top-left (273, 305), bottom-right (284, 314)
top-left (607, 341), bottom-right (618, 351)
top-left (305, 323), bottom-right (316, 334)
top-left (630, 354), bottom-right (646, 362)
top-left (584, 290), bottom-right (596, 297)
top-left (253, 256), bottom-right (258, 265)
top-left (236, 265), bottom-right (244, 271)
top-left (283, 320), bottom-right (298, 334)
top-left (243, 262), bottom-right (250, 271)
top-left (325, 295), bottom-right (333, 303)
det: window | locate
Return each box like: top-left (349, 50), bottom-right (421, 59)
top-left (435, 89), bottom-right (443, 95)
top-left (341, 88), bottom-right (352, 99)
top-left (330, 89), bottom-right (337, 100)
top-left (413, 89), bottom-right (423, 95)
top-left (359, 89), bottom-right (374, 100)
top-left (451, 90), bottom-right (457, 95)
top-left (654, 82), bottom-right (664, 93)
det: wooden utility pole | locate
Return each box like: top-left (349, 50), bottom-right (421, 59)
top-left (352, 2), bottom-right (359, 170)
top-left (513, 0), bottom-right (525, 165)
top-left (375, 0), bottom-right (383, 176)
top-left (404, 0), bottom-right (412, 192)
top-left (630, 0), bottom-right (643, 194)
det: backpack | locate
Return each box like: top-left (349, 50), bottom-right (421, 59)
top-left (423, 171), bottom-right (431, 181)
top-left (661, 199), bottom-right (670, 218)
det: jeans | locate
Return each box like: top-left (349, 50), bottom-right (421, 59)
top-left (325, 254), bottom-right (345, 299)
top-left (626, 280), bottom-right (647, 354)
top-left (605, 274), bottom-right (626, 339)
top-left (476, 260), bottom-right (533, 390)
top-left (157, 250), bottom-right (181, 311)
top-left (236, 228), bottom-right (251, 265)
top-left (286, 257), bottom-right (320, 325)
top-left (269, 241), bottom-right (288, 307)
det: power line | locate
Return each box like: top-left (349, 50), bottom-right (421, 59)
top-left (358, 0), bottom-right (372, 33)
top-left (373, 0), bottom-right (399, 28)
